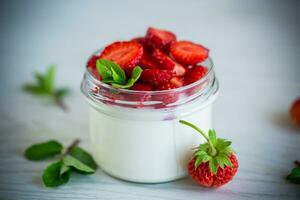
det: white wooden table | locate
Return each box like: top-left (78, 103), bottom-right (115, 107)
top-left (0, 0), bottom-right (300, 199)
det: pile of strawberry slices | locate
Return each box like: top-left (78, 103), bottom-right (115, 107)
top-left (87, 27), bottom-right (209, 92)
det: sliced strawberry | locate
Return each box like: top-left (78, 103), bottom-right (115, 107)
top-left (138, 51), bottom-right (158, 69)
top-left (154, 83), bottom-right (179, 106)
top-left (131, 37), bottom-right (152, 52)
top-left (122, 83), bottom-right (153, 103)
top-left (170, 41), bottom-right (209, 65)
top-left (152, 49), bottom-right (186, 76)
top-left (140, 69), bottom-right (173, 86)
top-left (91, 68), bottom-right (102, 81)
top-left (184, 65), bottom-right (208, 85)
top-left (145, 27), bottom-right (176, 52)
top-left (87, 55), bottom-right (99, 69)
top-left (155, 83), bottom-right (177, 90)
top-left (99, 41), bottom-right (143, 73)
top-left (170, 77), bottom-right (184, 87)
top-left (131, 83), bottom-right (153, 91)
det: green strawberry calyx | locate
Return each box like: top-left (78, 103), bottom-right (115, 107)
top-left (179, 120), bottom-right (234, 175)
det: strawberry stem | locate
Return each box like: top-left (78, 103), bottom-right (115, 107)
top-left (179, 120), bottom-right (217, 156)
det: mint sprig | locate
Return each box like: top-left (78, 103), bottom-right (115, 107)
top-left (24, 139), bottom-right (98, 187)
top-left (24, 140), bottom-right (63, 160)
top-left (23, 65), bottom-right (70, 111)
top-left (96, 59), bottom-right (142, 89)
top-left (286, 161), bottom-right (300, 184)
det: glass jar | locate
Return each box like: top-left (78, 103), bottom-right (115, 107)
top-left (81, 54), bottom-right (219, 183)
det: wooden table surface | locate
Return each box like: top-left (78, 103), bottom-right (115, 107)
top-left (0, 0), bottom-right (300, 199)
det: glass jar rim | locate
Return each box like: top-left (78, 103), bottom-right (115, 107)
top-left (85, 56), bottom-right (214, 95)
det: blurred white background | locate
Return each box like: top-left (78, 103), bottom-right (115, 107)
top-left (0, 0), bottom-right (299, 199)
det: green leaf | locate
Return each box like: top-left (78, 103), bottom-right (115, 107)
top-left (110, 65), bottom-right (125, 84)
top-left (59, 164), bottom-right (71, 176)
top-left (194, 150), bottom-right (207, 157)
top-left (208, 130), bottom-right (217, 144)
top-left (34, 73), bottom-right (47, 89)
top-left (55, 88), bottom-right (70, 98)
top-left (23, 84), bottom-right (48, 95)
top-left (287, 167), bottom-right (300, 184)
top-left (24, 140), bottom-right (63, 160)
top-left (69, 147), bottom-right (97, 171)
top-left (96, 59), bottom-right (126, 84)
top-left (96, 59), bottom-right (142, 89)
top-left (222, 156), bottom-right (233, 168)
top-left (202, 155), bottom-right (211, 163)
top-left (215, 156), bottom-right (225, 169)
top-left (113, 66), bottom-right (143, 89)
top-left (42, 161), bottom-right (72, 187)
top-left (209, 159), bottom-right (218, 174)
top-left (198, 143), bottom-right (210, 152)
top-left (63, 155), bottom-right (95, 173)
top-left (22, 65), bottom-right (70, 111)
top-left (216, 138), bottom-right (232, 149)
top-left (96, 59), bottom-right (113, 80)
top-left (44, 65), bottom-right (56, 93)
top-left (195, 157), bottom-right (202, 168)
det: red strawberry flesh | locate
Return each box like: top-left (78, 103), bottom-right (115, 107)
top-left (145, 27), bottom-right (176, 52)
top-left (152, 49), bottom-right (186, 76)
top-left (131, 83), bottom-right (153, 91)
top-left (99, 41), bottom-right (143, 73)
top-left (140, 69), bottom-right (173, 87)
top-left (171, 41), bottom-right (209, 65)
top-left (184, 65), bottom-right (208, 85)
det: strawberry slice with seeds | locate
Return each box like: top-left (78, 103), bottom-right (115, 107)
top-left (131, 83), bottom-right (153, 91)
top-left (140, 69), bottom-right (173, 86)
top-left (145, 27), bottom-right (176, 52)
top-left (99, 41), bottom-right (143, 73)
top-left (170, 77), bottom-right (184, 87)
top-left (170, 41), bottom-right (209, 65)
top-left (90, 68), bottom-right (102, 81)
top-left (155, 83), bottom-right (177, 90)
top-left (154, 83), bottom-right (179, 106)
top-left (131, 37), bottom-right (152, 52)
top-left (87, 55), bottom-right (99, 69)
top-left (152, 49), bottom-right (186, 76)
top-left (138, 51), bottom-right (159, 69)
top-left (184, 65), bottom-right (208, 85)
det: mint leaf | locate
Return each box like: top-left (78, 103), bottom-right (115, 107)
top-left (59, 164), bottom-right (71, 176)
top-left (95, 59), bottom-right (142, 89)
top-left (63, 155), bottom-right (95, 173)
top-left (23, 65), bottom-right (69, 111)
top-left (24, 140), bottom-right (63, 160)
top-left (96, 59), bottom-right (113, 80)
top-left (112, 66), bottom-right (142, 89)
top-left (42, 161), bottom-right (72, 187)
top-left (69, 147), bottom-right (97, 171)
top-left (96, 59), bottom-right (126, 84)
top-left (287, 167), bottom-right (300, 184)
top-left (55, 88), bottom-right (70, 98)
top-left (110, 65), bottom-right (126, 84)
top-left (44, 65), bottom-right (55, 93)
top-left (23, 84), bottom-right (48, 95)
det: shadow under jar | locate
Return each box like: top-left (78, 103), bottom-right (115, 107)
top-left (81, 55), bottom-right (219, 183)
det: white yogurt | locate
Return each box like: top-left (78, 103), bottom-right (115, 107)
top-left (89, 104), bottom-right (214, 183)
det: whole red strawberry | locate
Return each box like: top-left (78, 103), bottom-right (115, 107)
top-left (290, 97), bottom-right (300, 126)
top-left (179, 120), bottom-right (238, 188)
